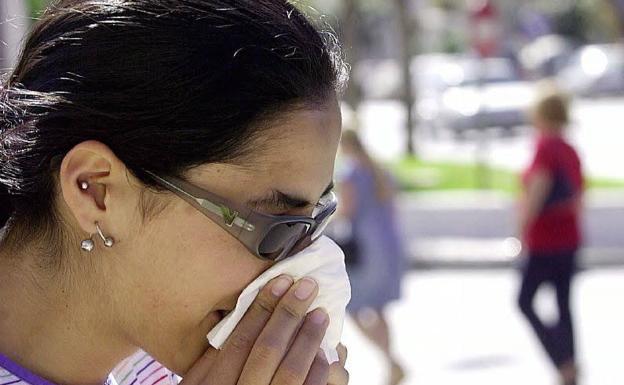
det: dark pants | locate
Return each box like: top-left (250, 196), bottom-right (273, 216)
top-left (517, 250), bottom-right (577, 367)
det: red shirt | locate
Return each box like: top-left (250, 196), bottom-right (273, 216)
top-left (522, 135), bottom-right (583, 253)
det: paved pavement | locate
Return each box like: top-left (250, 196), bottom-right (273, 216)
top-left (342, 269), bottom-right (624, 385)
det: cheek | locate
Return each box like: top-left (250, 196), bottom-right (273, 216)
top-left (137, 204), bottom-right (268, 319)
top-left (121, 205), bottom-right (270, 372)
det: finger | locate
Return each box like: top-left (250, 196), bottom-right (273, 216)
top-left (327, 363), bottom-right (349, 385)
top-left (336, 344), bottom-right (348, 367)
top-left (271, 309), bottom-right (329, 385)
top-left (209, 275), bottom-right (294, 383)
top-left (302, 352), bottom-right (330, 385)
top-left (239, 277), bottom-right (319, 385)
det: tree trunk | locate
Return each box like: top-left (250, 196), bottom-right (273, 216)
top-left (609, 0), bottom-right (624, 38)
top-left (394, 0), bottom-right (416, 155)
top-left (342, 0), bottom-right (361, 111)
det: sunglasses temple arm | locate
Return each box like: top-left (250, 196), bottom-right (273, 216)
top-left (145, 171), bottom-right (254, 232)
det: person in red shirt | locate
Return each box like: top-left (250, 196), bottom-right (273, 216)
top-left (517, 88), bottom-right (583, 385)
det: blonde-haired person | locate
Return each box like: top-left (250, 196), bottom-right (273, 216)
top-left (337, 130), bottom-right (406, 385)
top-left (517, 88), bottom-right (583, 385)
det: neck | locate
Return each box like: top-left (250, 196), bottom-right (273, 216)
top-left (0, 246), bottom-right (135, 385)
top-left (537, 123), bottom-right (564, 137)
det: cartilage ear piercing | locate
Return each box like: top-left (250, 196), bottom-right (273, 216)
top-left (80, 181), bottom-right (89, 190)
top-left (95, 221), bottom-right (115, 247)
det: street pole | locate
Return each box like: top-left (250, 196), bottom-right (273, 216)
top-left (470, 0), bottom-right (499, 189)
top-left (394, 0), bottom-right (416, 156)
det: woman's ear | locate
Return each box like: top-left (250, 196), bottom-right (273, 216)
top-left (59, 140), bottom-right (128, 236)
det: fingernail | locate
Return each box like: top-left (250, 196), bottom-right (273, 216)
top-left (271, 275), bottom-right (293, 297)
top-left (294, 278), bottom-right (317, 301)
top-left (310, 308), bottom-right (328, 325)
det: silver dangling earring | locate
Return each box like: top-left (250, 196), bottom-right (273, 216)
top-left (81, 236), bottom-right (95, 252)
top-left (95, 221), bottom-right (115, 248)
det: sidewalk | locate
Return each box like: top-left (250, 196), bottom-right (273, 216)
top-left (343, 269), bottom-right (624, 385)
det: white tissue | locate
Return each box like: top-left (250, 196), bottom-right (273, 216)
top-left (207, 236), bottom-right (351, 364)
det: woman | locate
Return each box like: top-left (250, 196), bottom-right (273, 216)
top-left (337, 130), bottom-right (405, 385)
top-left (517, 89), bottom-right (583, 385)
top-left (0, 1), bottom-right (349, 385)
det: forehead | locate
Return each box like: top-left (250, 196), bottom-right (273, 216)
top-left (187, 99), bottom-right (342, 201)
top-left (257, 101), bottom-right (341, 164)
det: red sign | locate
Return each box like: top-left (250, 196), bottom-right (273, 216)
top-left (471, 0), bottom-right (500, 58)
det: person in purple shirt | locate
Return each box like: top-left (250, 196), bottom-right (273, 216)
top-left (337, 130), bottom-right (406, 385)
top-left (0, 1), bottom-right (349, 385)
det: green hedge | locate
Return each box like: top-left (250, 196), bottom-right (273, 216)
top-left (28, 0), bottom-right (49, 18)
top-left (390, 157), bottom-right (624, 193)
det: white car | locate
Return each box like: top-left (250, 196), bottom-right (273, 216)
top-left (355, 53), bottom-right (459, 101)
top-left (422, 57), bottom-right (534, 134)
top-left (556, 44), bottom-right (624, 97)
top-left (355, 55), bottom-right (535, 134)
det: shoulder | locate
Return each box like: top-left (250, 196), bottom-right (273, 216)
top-left (532, 137), bottom-right (557, 168)
top-left (109, 351), bottom-right (179, 385)
top-left (563, 140), bottom-right (581, 160)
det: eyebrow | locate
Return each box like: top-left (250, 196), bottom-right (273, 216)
top-left (249, 181), bottom-right (335, 210)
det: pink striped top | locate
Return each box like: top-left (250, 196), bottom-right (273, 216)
top-left (0, 350), bottom-right (178, 385)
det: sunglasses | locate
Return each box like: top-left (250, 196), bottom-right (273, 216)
top-left (144, 171), bottom-right (338, 262)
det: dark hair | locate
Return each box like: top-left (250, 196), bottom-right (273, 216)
top-left (0, 0), bottom-right (348, 245)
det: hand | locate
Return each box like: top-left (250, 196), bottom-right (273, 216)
top-left (181, 275), bottom-right (342, 385)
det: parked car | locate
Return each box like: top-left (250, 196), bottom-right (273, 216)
top-left (421, 57), bottom-right (534, 134)
top-left (519, 34), bottom-right (577, 78)
top-left (355, 53), bottom-right (459, 100)
top-left (355, 55), bottom-right (535, 135)
top-left (556, 44), bottom-right (624, 97)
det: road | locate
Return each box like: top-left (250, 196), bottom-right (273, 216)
top-left (397, 191), bottom-right (624, 267)
top-left (342, 269), bottom-right (624, 385)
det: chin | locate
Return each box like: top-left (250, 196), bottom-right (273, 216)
top-left (167, 309), bottom-right (229, 376)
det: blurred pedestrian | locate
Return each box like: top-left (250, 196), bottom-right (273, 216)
top-left (517, 87), bottom-right (583, 385)
top-left (337, 129), bottom-right (406, 385)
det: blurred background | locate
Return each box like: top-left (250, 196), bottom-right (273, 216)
top-left (1, 0), bottom-right (623, 385)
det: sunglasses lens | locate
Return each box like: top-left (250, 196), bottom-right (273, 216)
top-left (259, 222), bottom-right (310, 260)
